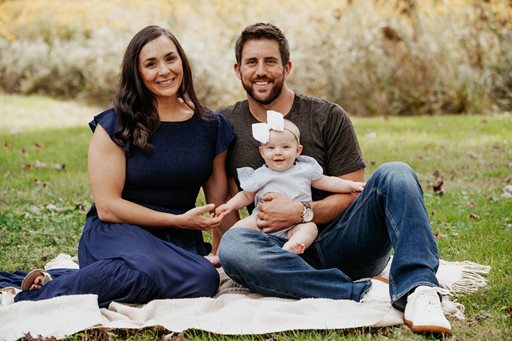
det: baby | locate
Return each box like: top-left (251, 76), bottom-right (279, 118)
top-left (216, 111), bottom-right (365, 254)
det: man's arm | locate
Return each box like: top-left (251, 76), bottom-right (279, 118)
top-left (310, 168), bottom-right (365, 224)
top-left (256, 168), bottom-right (364, 232)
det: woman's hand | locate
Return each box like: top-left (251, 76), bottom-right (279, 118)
top-left (177, 204), bottom-right (224, 231)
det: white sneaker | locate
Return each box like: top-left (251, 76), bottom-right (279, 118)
top-left (404, 286), bottom-right (452, 335)
top-left (360, 276), bottom-right (390, 303)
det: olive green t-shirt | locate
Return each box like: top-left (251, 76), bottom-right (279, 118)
top-left (219, 92), bottom-right (365, 216)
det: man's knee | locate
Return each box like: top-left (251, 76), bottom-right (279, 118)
top-left (218, 228), bottom-right (246, 263)
top-left (218, 228), bottom-right (264, 274)
top-left (375, 162), bottom-right (412, 176)
top-left (374, 162), bottom-right (418, 184)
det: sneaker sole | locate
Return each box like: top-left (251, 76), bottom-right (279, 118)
top-left (372, 276), bottom-right (389, 284)
top-left (404, 319), bottom-right (452, 335)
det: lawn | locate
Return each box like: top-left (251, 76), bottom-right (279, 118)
top-left (0, 94), bottom-right (511, 340)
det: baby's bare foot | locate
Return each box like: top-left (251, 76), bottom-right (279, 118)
top-left (283, 241), bottom-right (306, 255)
top-left (205, 254), bottom-right (221, 268)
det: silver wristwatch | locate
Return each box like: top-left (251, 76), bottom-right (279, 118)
top-left (301, 201), bottom-right (314, 223)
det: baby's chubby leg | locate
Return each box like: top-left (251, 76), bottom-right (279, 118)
top-left (231, 215), bottom-right (259, 230)
top-left (283, 222), bottom-right (318, 255)
top-left (206, 215), bottom-right (260, 266)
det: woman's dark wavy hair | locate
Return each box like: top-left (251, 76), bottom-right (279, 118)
top-left (113, 25), bottom-right (207, 152)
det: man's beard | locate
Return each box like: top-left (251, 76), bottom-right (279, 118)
top-left (242, 77), bottom-right (284, 105)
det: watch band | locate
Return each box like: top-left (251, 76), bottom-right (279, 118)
top-left (301, 201), bottom-right (313, 223)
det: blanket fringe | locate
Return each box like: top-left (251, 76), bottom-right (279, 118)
top-left (440, 260), bottom-right (491, 295)
top-left (442, 298), bottom-right (466, 320)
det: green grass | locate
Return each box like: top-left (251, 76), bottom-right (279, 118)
top-left (1, 94), bottom-right (511, 340)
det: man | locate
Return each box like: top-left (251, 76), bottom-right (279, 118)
top-left (218, 23), bottom-right (451, 335)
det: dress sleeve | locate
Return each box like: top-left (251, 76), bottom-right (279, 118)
top-left (297, 155), bottom-right (324, 181)
top-left (88, 108), bottom-right (129, 151)
top-left (214, 112), bottom-right (235, 155)
top-left (236, 167), bottom-right (261, 192)
top-left (89, 108), bottom-right (118, 136)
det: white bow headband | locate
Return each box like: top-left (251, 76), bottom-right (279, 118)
top-left (252, 110), bottom-right (299, 144)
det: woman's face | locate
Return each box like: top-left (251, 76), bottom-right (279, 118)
top-left (138, 34), bottom-right (183, 100)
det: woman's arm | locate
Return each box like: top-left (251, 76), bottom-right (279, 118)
top-left (203, 150), bottom-right (241, 253)
top-left (88, 124), bottom-right (221, 230)
top-left (203, 150), bottom-right (231, 208)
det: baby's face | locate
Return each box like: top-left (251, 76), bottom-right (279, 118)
top-left (259, 130), bottom-right (302, 172)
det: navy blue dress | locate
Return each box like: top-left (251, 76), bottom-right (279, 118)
top-left (11, 108), bottom-right (234, 307)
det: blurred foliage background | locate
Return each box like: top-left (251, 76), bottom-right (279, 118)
top-left (0, 0), bottom-right (511, 116)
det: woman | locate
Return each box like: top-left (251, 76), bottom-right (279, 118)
top-left (10, 25), bottom-right (233, 307)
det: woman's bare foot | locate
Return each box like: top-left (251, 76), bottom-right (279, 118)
top-left (283, 241), bottom-right (306, 254)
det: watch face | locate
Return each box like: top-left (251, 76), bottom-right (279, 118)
top-left (303, 208), bottom-right (314, 222)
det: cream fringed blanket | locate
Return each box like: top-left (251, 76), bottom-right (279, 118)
top-left (0, 255), bottom-right (490, 341)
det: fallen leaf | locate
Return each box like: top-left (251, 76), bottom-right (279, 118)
top-left (469, 213), bottom-right (481, 221)
top-left (74, 203), bottom-right (87, 213)
top-left (34, 160), bottom-right (47, 168)
top-left (431, 170), bottom-right (444, 195)
top-left (466, 151), bottom-right (480, 159)
top-left (474, 313), bottom-right (490, 322)
top-left (434, 231), bottom-right (446, 240)
top-left (502, 185), bottom-right (512, 198)
top-left (46, 204), bottom-right (58, 211)
top-left (52, 163), bottom-right (66, 171)
top-left (34, 179), bottom-right (50, 189)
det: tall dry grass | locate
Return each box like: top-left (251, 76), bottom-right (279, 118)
top-left (0, 0), bottom-right (511, 115)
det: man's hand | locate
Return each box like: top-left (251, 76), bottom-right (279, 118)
top-left (256, 192), bottom-right (303, 233)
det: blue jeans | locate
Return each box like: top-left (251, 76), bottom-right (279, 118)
top-left (219, 162), bottom-right (440, 309)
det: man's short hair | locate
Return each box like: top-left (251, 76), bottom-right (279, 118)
top-left (235, 23), bottom-right (290, 66)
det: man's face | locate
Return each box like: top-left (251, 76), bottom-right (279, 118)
top-left (235, 39), bottom-right (290, 105)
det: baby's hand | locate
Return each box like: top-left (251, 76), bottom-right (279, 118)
top-left (352, 182), bottom-right (366, 192)
top-left (214, 204), bottom-right (232, 217)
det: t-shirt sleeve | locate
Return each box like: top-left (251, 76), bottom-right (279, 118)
top-left (298, 155), bottom-right (324, 180)
top-left (214, 112), bottom-right (235, 155)
top-left (323, 106), bottom-right (365, 176)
